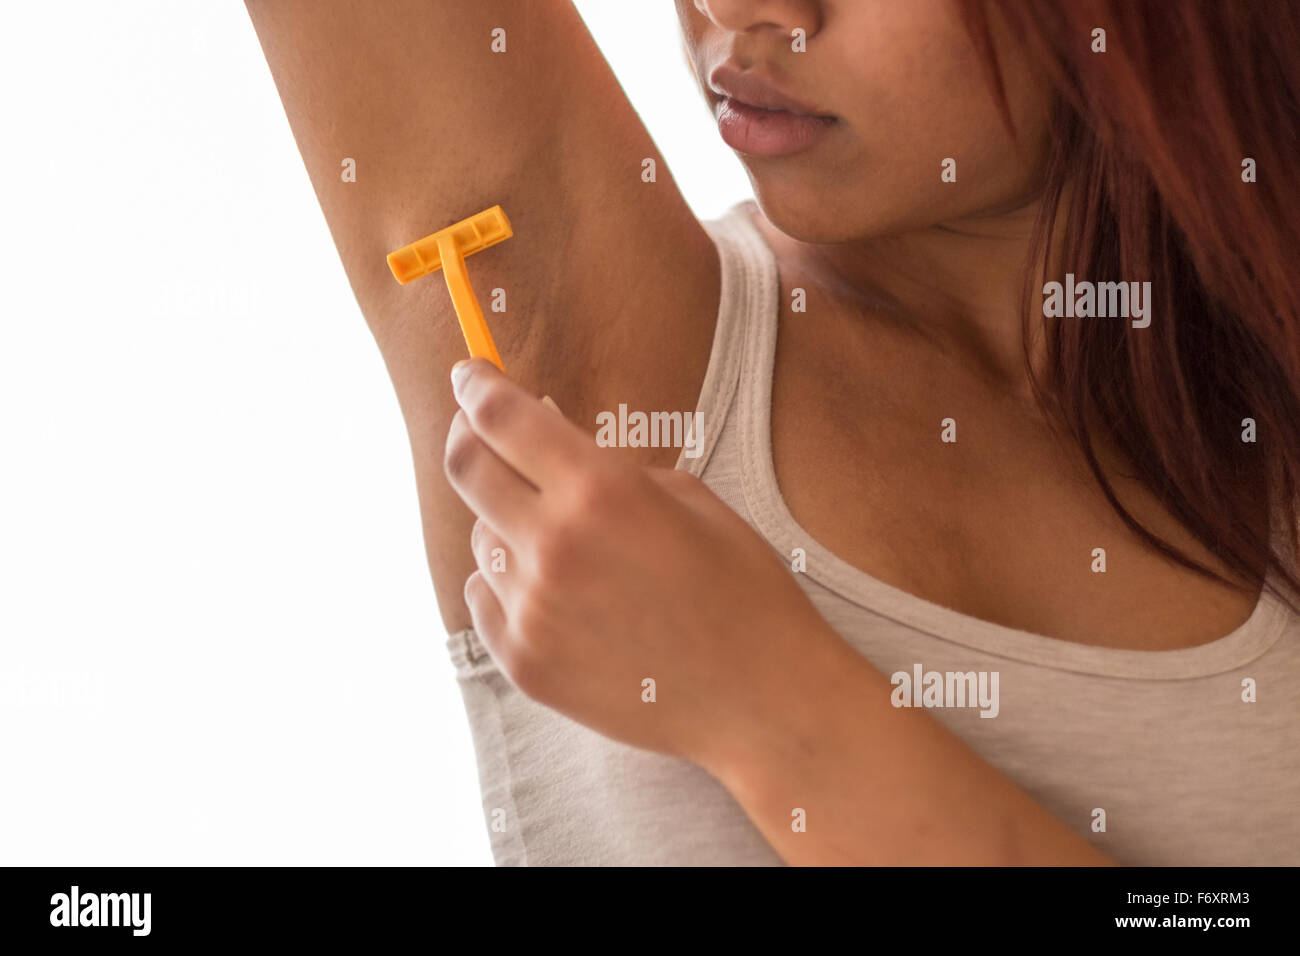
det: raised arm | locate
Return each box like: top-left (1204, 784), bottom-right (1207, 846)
top-left (243, 0), bottom-right (719, 629)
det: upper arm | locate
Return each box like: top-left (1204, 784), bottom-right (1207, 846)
top-left (245, 0), bottom-right (720, 628)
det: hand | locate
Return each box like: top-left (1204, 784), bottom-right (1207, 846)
top-left (442, 358), bottom-right (839, 774)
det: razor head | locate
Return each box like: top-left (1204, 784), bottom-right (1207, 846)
top-left (386, 205), bottom-right (514, 285)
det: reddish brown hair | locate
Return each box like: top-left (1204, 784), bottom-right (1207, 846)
top-left (961, 0), bottom-right (1300, 606)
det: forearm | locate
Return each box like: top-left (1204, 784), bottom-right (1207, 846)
top-left (709, 624), bottom-right (1116, 866)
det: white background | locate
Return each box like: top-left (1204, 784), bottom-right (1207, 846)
top-left (0, 1), bottom-right (750, 865)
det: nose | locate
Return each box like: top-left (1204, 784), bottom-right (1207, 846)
top-left (693, 0), bottom-right (823, 39)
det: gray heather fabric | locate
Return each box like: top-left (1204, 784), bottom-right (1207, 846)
top-left (445, 200), bottom-right (1300, 866)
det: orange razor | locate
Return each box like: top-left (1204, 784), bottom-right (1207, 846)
top-left (386, 205), bottom-right (512, 371)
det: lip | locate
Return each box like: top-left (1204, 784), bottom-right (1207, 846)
top-left (708, 65), bottom-right (837, 157)
top-left (708, 65), bottom-right (831, 117)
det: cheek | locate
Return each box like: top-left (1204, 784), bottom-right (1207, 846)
top-left (674, 0), bottom-right (710, 59)
top-left (749, 6), bottom-right (1049, 241)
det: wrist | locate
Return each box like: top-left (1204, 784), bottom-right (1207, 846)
top-left (697, 618), bottom-right (866, 798)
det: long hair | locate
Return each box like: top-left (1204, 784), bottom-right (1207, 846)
top-left (960, 0), bottom-right (1300, 606)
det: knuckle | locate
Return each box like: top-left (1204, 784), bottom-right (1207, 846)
top-left (532, 525), bottom-right (579, 578)
top-left (572, 466), bottom-right (624, 515)
top-left (506, 647), bottom-right (544, 699)
top-left (463, 569), bottom-right (485, 606)
top-left (506, 608), bottom-right (559, 698)
top-left (443, 422), bottom-right (480, 482)
top-left (473, 386), bottom-right (514, 433)
top-left (512, 597), bottom-right (551, 645)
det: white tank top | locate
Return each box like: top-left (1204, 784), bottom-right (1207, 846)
top-left (445, 201), bottom-right (1300, 866)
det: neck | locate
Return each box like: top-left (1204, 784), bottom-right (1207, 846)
top-left (764, 195), bottom-right (1058, 394)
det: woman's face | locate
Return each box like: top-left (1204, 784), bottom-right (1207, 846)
top-left (675, 0), bottom-right (1053, 242)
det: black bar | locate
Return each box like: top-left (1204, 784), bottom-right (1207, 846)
top-left (0, 865), bottom-right (1288, 944)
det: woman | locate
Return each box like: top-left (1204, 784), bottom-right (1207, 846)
top-left (244, 0), bottom-right (1300, 865)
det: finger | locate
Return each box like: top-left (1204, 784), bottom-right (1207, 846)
top-left (450, 358), bottom-right (593, 491)
top-left (444, 408), bottom-right (538, 544)
top-left (645, 467), bottom-right (722, 516)
top-left (463, 570), bottom-right (509, 661)
top-left (470, 518), bottom-right (514, 600)
top-left (645, 467), bottom-right (760, 542)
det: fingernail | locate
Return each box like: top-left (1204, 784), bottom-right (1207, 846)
top-left (451, 359), bottom-right (471, 397)
top-left (541, 395), bottom-right (561, 415)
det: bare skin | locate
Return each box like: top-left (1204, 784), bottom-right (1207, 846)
top-left (245, 0), bottom-right (1262, 862)
top-left (758, 208), bottom-right (1260, 650)
top-left (446, 356), bottom-right (1114, 864)
top-left (243, 0), bottom-right (721, 633)
top-left (674, 0), bottom-right (1260, 649)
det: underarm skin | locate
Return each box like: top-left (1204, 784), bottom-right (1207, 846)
top-left (243, 0), bottom-right (718, 631)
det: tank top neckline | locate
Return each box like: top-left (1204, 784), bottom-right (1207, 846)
top-left (684, 199), bottom-right (1289, 680)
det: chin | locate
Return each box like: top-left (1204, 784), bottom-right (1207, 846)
top-left (747, 173), bottom-right (894, 244)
